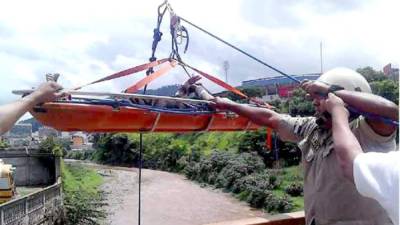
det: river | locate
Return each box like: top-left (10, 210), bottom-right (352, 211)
top-left (65, 160), bottom-right (267, 225)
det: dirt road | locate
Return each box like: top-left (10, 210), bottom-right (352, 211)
top-left (93, 165), bottom-right (266, 225)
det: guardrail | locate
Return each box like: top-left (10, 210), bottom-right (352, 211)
top-left (0, 179), bottom-right (63, 225)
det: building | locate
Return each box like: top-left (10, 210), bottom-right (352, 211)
top-left (383, 63), bottom-right (399, 81)
top-left (2, 124), bottom-right (33, 147)
top-left (242, 73), bottom-right (320, 101)
top-left (38, 126), bottom-right (59, 139)
top-left (70, 132), bottom-right (92, 151)
top-left (72, 132), bottom-right (85, 146)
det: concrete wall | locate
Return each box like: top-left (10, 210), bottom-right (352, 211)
top-left (0, 180), bottom-right (63, 225)
top-left (0, 149), bottom-right (59, 186)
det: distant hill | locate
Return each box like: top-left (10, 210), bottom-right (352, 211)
top-left (8, 123), bottom-right (32, 138)
top-left (19, 117), bottom-right (43, 132)
top-left (138, 84), bottom-right (180, 96)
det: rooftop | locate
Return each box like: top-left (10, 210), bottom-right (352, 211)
top-left (242, 73), bottom-right (320, 87)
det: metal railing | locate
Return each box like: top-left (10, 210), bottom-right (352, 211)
top-left (0, 179), bottom-right (63, 225)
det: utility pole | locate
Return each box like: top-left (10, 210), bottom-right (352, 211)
top-left (320, 42), bottom-right (323, 74)
top-left (223, 60), bottom-right (230, 83)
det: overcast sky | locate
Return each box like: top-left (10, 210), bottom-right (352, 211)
top-left (1, 0), bottom-right (399, 105)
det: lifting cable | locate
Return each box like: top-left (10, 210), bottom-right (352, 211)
top-left (175, 15), bottom-right (398, 126)
top-left (138, 1), bottom-right (169, 224)
top-left (177, 16), bottom-right (301, 83)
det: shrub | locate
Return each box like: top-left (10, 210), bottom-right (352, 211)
top-left (39, 136), bottom-right (67, 156)
top-left (184, 151), bottom-right (237, 183)
top-left (284, 182), bottom-right (303, 197)
top-left (215, 152), bottom-right (265, 190)
top-left (264, 194), bottom-right (294, 213)
top-left (0, 140), bottom-right (9, 149)
top-left (215, 165), bottom-right (244, 189)
top-left (232, 172), bottom-right (279, 194)
top-left (246, 187), bottom-right (273, 208)
top-left (91, 133), bottom-right (137, 166)
top-left (183, 161), bottom-right (198, 180)
top-left (66, 150), bottom-right (94, 160)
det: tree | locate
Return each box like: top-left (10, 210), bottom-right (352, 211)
top-left (91, 133), bottom-right (138, 165)
top-left (356, 66), bottom-right (386, 82)
top-left (370, 79), bottom-right (399, 104)
top-left (0, 140), bottom-right (9, 149)
top-left (218, 86), bottom-right (265, 102)
top-left (286, 88), bottom-right (315, 117)
top-left (39, 136), bottom-right (66, 157)
top-left (355, 66), bottom-right (398, 104)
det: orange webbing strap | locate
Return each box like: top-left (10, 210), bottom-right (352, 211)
top-left (183, 64), bottom-right (248, 99)
top-left (249, 97), bottom-right (275, 109)
top-left (125, 60), bottom-right (177, 93)
top-left (266, 127), bottom-right (273, 150)
top-left (74, 58), bottom-right (170, 90)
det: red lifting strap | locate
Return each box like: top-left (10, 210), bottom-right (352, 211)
top-left (125, 60), bottom-right (177, 93)
top-left (184, 64), bottom-right (248, 99)
top-left (74, 58), bottom-right (170, 90)
top-left (266, 127), bottom-right (273, 150)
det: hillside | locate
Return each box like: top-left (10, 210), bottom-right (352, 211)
top-left (19, 117), bottom-right (43, 132)
top-left (138, 84), bottom-right (180, 96)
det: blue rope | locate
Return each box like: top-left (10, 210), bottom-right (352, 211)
top-left (347, 106), bottom-right (399, 126)
top-left (62, 97), bottom-right (214, 115)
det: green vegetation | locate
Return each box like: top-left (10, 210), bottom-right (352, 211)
top-left (0, 140), bottom-right (9, 149)
top-left (62, 162), bottom-right (107, 225)
top-left (39, 136), bottom-right (67, 157)
top-left (370, 79), bottom-right (399, 104)
top-left (184, 151), bottom-right (302, 213)
top-left (274, 166), bottom-right (304, 211)
top-left (62, 66), bottom-right (397, 215)
top-left (68, 130), bottom-right (303, 214)
top-left (65, 150), bottom-right (94, 160)
top-left (357, 66), bottom-right (386, 82)
top-left (357, 66), bottom-right (399, 104)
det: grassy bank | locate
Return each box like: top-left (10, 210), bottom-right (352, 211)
top-left (62, 161), bottom-right (107, 225)
top-left (271, 166), bottom-right (304, 212)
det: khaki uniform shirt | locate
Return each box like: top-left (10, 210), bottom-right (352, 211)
top-left (279, 116), bottom-right (396, 225)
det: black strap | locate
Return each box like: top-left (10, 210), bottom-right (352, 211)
top-left (327, 84), bottom-right (345, 94)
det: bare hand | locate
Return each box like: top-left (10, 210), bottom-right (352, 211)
top-left (321, 93), bottom-right (349, 116)
top-left (209, 97), bottom-right (235, 110)
top-left (30, 82), bottom-right (66, 104)
top-left (300, 80), bottom-right (330, 99)
top-left (185, 75), bottom-right (202, 86)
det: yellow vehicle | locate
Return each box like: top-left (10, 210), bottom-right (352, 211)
top-left (0, 160), bottom-right (15, 204)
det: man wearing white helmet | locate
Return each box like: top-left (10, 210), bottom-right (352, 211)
top-left (211, 67), bottom-right (398, 225)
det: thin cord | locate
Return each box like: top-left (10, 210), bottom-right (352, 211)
top-left (138, 133), bottom-right (143, 225)
top-left (178, 16), bottom-right (301, 83)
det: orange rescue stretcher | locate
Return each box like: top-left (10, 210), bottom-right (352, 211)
top-left (13, 90), bottom-right (261, 133)
top-left (12, 58), bottom-right (273, 139)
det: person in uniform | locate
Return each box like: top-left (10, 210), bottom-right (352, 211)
top-left (211, 67), bottom-right (398, 225)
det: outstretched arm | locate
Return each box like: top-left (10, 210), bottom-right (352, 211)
top-left (211, 97), bottom-right (282, 129)
top-left (323, 93), bottom-right (363, 182)
top-left (0, 82), bottom-right (64, 135)
top-left (302, 80), bottom-right (398, 136)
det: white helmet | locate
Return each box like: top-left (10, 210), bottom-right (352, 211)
top-left (317, 67), bottom-right (371, 93)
